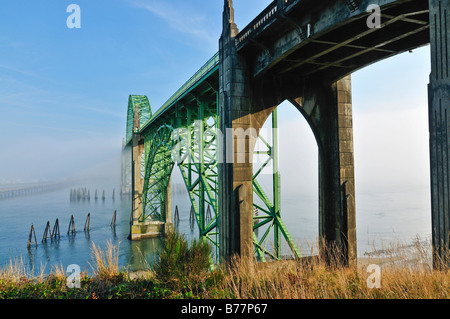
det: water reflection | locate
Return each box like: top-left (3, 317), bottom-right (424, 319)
top-left (6, 183), bottom-right (200, 275)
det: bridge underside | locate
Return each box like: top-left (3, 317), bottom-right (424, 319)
top-left (237, 0), bottom-right (430, 95)
top-left (124, 0), bottom-right (450, 267)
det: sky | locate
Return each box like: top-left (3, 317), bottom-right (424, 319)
top-left (0, 0), bottom-right (431, 203)
top-left (0, 0), bottom-right (274, 183)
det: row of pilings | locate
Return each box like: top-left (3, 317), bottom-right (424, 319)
top-left (27, 210), bottom-right (118, 248)
top-left (0, 183), bottom-right (61, 200)
top-left (69, 188), bottom-right (117, 202)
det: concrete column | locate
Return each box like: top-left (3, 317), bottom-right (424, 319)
top-left (121, 142), bottom-right (132, 196)
top-left (164, 175), bottom-right (173, 233)
top-left (336, 76), bottom-right (357, 266)
top-left (428, 0), bottom-right (450, 267)
top-left (219, 0), bottom-right (254, 262)
top-left (131, 135), bottom-right (144, 228)
top-left (121, 139), bottom-right (126, 196)
top-left (299, 75), bottom-right (357, 266)
top-left (131, 105), bottom-right (145, 239)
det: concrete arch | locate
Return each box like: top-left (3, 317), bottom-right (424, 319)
top-left (219, 35), bottom-right (356, 263)
top-left (249, 99), bottom-right (321, 260)
top-left (248, 75), bottom-right (356, 264)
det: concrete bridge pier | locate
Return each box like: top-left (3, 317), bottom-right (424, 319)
top-left (163, 176), bottom-right (173, 234)
top-left (428, 0), bottom-right (450, 268)
top-left (130, 108), bottom-right (145, 239)
top-left (121, 139), bottom-right (132, 197)
top-left (290, 76), bottom-right (357, 266)
top-left (219, 0), bottom-right (356, 265)
top-left (130, 106), bottom-right (172, 240)
top-left (219, 0), bottom-right (254, 262)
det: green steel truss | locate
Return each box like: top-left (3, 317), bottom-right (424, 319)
top-left (126, 95), bottom-right (153, 144)
top-left (142, 124), bottom-right (176, 221)
top-left (252, 110), bottom-right (302, 261)
top-left (126, 53), bottom-right (301, 263)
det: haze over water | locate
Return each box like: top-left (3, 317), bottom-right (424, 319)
top-left (0, 172), bottom-right (431, 275)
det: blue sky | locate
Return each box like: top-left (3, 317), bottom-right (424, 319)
top-left (0, 0), bottom-right (431, 194)
top-left (0, 0), bottom-right (273, 183)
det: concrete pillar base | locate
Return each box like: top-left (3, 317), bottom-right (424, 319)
top-left (130, 221), bottom-right (172, 240)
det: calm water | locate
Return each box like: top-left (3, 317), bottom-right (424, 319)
top-left (0, 179), bottom-right (197, 275)
top-left (0, 178), bottom-right (432, 275)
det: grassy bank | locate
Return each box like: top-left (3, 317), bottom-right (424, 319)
top-left (0, 232), bottom-right (449, 299)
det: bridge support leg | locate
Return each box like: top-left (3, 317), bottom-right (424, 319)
top-left (218, 55), bottom-right (254, 262)
top-left (219, 1), bottom-right (254, 263)
top-left (121, 139), bottom-right (132, 196)
top-left (294, 75), bottom-right (357, 266)
top-left (428, 0), bottom-right (450, 268)
top-left (164, 176), bottom-right (173, 234)
top-left (130, 133), bottom-right (145, 240)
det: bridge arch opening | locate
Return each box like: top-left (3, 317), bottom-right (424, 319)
top-left (140, 116), bottom-right (221, 260)
top-left (352, 46), bottom-right (432, 256)
top-left (142, 143), bottom-right (175, 223)
top-left (252, 100), bottom-right (319, 260)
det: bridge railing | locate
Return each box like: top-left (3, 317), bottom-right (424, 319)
top-left (236, 1), bottom-right (279, 45)
top-left (141, 52), bottom-right (220, 129)
top-left (236, 0), bottom-right (298, 46)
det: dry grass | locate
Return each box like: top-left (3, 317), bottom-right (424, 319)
top-left (89, 240), bottom-right (121, 281)
top-left (1, 236), bottom-right (450, 299)
top-left (210, 238), bottom-right (450, 299)
top-left (0, 257), bottom-right (30, 284)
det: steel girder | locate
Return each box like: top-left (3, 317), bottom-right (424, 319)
top-left (126, 95), bottom-right (153, 144)
top-left (252, 109), bottom-right (302, 261)
top-left (138, 107), bottom-right (300, 263)
top-left (129, 55), bottom-right (300, 262)
top-left (140, 99), bottom-right (221, 260)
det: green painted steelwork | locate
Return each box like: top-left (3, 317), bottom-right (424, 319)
top-left (138, 95), bottom-right (221, 261)
top-left (141, 125), bottom-right (176, 222)
top-left (252, 109), bottom-right (301, 261)
top-left (125, 53), bottom-right (300, 263)
top-left (126, 95), bottom-right (153, 144)
top-left (137, 53), bottom-right (220, 137)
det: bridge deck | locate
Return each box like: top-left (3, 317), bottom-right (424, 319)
top-left (0, 182), bottom-right (64, 199)
top-left (131, 0), bottom-right (429, 144)
top-left (137, 53), bottom-right (219, 137)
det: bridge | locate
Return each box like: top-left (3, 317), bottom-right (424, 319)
top-left (0, 182), bottom-right (66, 200)
top-left (122, 0), bottom-right (449, 267)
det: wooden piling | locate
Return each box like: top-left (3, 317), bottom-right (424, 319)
top-left (84, 213), bottom-right (91, 232)
top-left (67, 214), bottom-right (76, 235)
top-left (189, 205), bottom-right (195, 231)
top-left (27, 224), bottom-right (38, 248)
top-left (206, 205), bottom-right (212, 222)
top-left (111, 210), bottom-right (117, 228)
top-left (189, 205), bottom-right (194, 221)
top-left (52, 218), bottom-right (60, 239)
top-left (174, 205), bottom-right (180, 222)
top-left (42, 221), bottom-right (52, 242)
